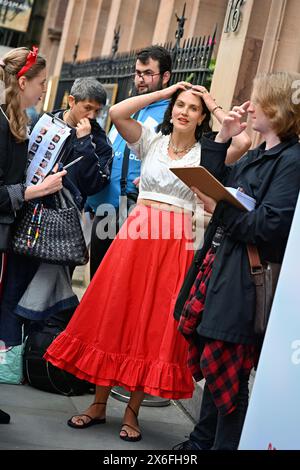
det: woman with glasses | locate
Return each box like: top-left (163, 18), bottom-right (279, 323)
top-left (45, 81), bottom-right (250, 442)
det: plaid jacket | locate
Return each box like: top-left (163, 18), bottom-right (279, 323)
top-left (178, 249), bottom-right (257, 415)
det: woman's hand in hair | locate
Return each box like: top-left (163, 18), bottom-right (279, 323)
top-left (190, 85), bottom-right (216, 111)
top-left (159, 81), bottom-right (193, 100)
top-left (216, 101), bottom-right (250, 143)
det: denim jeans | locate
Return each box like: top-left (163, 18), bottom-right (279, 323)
top-left (190, 375), bottom-right (250, 450)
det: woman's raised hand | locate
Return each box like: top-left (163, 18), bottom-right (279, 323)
top-left (190, 85), bottom-right (216, 109)
top-left (216, 101), bottom-right (250, 143)
top-left (159, 81), bottom-right (193, 100)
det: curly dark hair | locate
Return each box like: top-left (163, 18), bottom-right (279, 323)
top-left (157, 88), bottom-right (211, 140)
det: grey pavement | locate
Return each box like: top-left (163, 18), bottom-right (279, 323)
top-left (0, 383), bottom-right (194, 450)
top-left (0, 267), bottom-right (195, 450)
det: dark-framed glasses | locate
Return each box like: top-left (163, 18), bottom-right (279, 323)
top-left (133, 71), bottom-right (161, 80)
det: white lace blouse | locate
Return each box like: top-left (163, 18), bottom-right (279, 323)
top-left (127, 125), bottom-right (201, 211)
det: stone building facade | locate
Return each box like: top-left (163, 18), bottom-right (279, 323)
top-left (40, 0), bottom-right (300, 141)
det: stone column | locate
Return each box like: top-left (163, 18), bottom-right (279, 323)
top-left (209, 0), bottom-right (256, 115)
top-left (209, 0), bottom-right (273, 141)
top-left (256, 0), bottom-right (287, 74)
top-left (39, 0), bottom-right (68, 77)
top-left (77, 0), bottom-right (103, 60)
top-left (64, 0), bottom-right (88, 62)
top-left (91, 0), bottom-right (111, 57)
top-left (152, 0), bottom-right (175, 45)
top-left (186, 0), bottom-right (201, 39)
top-left (130, 0), bottom-right (160, 50)
top-left (189, 0), bottom-right (228, 56)
top-left (101, 0), bottom-right (122, 56)
top-left (43, 0), bottom-right (76, 111)
top-left (263, 0), bottom-right (300, 72)
top-left (125, 0), bottom-right (141, 51)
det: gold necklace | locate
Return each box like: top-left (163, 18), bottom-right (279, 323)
top-left (169, 137), bottom-right (196, 156)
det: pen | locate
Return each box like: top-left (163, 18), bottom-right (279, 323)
top-left (63, 156), bottom-right (84, 169)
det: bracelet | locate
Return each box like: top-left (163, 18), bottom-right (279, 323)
top-left (211, 105), bottom-right (223, 115)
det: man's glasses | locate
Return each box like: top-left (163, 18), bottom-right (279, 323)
top-left (133, 71), bottom-right (161, 80)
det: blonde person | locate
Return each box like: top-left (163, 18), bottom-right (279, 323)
top-left (45, 81), bottom-right (248, 442)
top-left (0, 48), bottom-right (66, 424)
top-left (173, 71), bottom-right (300, 450)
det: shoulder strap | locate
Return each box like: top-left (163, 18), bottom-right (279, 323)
top-left (120, 110), bottom-right (140, 196)
top-left (0, 105), bottom-right (9, 123)
top-left (247, 244), bottom-right (263, 274)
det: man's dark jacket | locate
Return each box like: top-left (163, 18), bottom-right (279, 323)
top-left (53, 110), bottom-right (113, 209)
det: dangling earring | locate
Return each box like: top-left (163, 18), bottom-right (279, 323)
top-left (170, 118), bottom-right (173, 124)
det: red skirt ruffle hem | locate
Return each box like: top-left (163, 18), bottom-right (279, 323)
top-left (45, 205), bottom-right (195, 399)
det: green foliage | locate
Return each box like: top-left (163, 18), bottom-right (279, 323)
top-left (204, 58), bottom-right (216, 91)
top-left (183, 58), bottom-right (216, 89)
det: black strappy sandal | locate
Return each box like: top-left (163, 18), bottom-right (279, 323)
top-left (67, 401), bottom-right (106, 429)
top-left (120, 404), bottom-right (142, 442)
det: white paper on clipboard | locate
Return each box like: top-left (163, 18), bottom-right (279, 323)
top-left (26, 113), bottom-right (71, 186)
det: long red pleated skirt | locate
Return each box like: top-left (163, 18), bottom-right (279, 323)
top-left (45, 205), bottom-right (195, 399)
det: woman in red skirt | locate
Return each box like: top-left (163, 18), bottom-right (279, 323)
top-left (45, 81), bottom-right (221, 441)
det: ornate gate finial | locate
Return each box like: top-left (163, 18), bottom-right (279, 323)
top-left (174, 2), bottom-right (186, 49)
top-left (112, 25), bottom-right (121, 57)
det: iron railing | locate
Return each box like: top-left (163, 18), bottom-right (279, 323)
top-left (55, 30), bottom-right (216, 110)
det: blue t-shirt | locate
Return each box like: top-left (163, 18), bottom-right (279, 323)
top-left (87, 99), bottom-right (169, 211)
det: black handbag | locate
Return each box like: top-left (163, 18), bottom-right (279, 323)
top-left (12, 188), bottom-right (89, 266)
top-left (23, 312), bottom-right (94, 396)
top-left (0, 213), bottom-right (15, 253)
top-left (247, 244), bottom-right (281, 336)
top-left (0, 223), bottom-right (11, 252)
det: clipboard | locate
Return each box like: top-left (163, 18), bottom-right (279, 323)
top-left (171, 166), bottom-right (247, 211)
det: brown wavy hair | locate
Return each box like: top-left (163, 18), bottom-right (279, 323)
top-left (252, 72), bottom-right (300, 141)
top-left (157, 88), bottom-right (211, 141)
top-left (0, 47), bottom-right (46, 142)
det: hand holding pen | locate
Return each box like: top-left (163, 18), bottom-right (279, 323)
top-left (25, 164), bottom-right (67, 201)
top-left (40, 163), bottom-right (67, 194)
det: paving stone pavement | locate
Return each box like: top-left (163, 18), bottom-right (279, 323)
top-left (0, 383), bottom-right (194, 450)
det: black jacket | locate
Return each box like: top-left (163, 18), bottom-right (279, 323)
top-left (174, 134), bottom-right (300, 345)
top-left (0, 109), bottom-right (28, 222)
top-left (54, 110), bottom-right (113, 209)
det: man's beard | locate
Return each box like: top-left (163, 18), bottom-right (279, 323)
top-left (136, 76), bottom-right (163, 95)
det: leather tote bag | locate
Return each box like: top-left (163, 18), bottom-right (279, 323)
top-left (12, 188), bottom-right (88, 266)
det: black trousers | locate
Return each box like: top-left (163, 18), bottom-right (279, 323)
top-left (190, 375), bottom-right (250, 450)
top-left (90, 195), bottom-right (137, 279)
top-left (90, 215), bottom-right (114, 279)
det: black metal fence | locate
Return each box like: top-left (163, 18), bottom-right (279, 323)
top-left (55, 31), bottom-right (216, 110)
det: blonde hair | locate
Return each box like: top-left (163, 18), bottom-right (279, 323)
top-left (252, 72), bottom-right (300, 141)
top-left (0, 47), bottom-right (46, 142)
